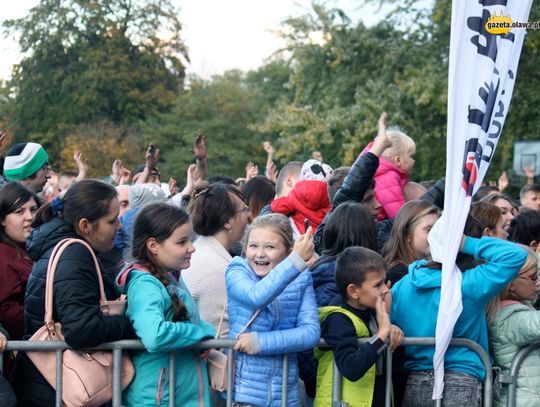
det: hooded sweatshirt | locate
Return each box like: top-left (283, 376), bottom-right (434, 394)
top-left (391, 237), bottom-right (527, 380)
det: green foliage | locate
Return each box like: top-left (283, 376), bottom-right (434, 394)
top-left (145, 69), bottom-right (292, 181)
top-left (3, 0), bottom-right (186, 159)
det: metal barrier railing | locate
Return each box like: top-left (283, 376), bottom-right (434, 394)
top-left (496, 340), bottom-right (540, 407)
top-left (318, 337), bottom-right (493, 407)
top-left (0, 336), bottom-right (499, 407)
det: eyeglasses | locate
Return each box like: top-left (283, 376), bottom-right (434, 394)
top-left (236, 206), bottom-right (250, 214)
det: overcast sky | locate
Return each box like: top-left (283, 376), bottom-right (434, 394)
top-left (0, 0), bottom-right (382, 81)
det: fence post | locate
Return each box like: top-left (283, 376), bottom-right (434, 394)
top-left (506, 341), bottom-right (540, 407)
top-left (112, 347), bottom-right (123, 407)
top-left (169, 352), bottom-right (175, 407)
top-left (331, 359), bottom-right (343, 407)
top-left (226, 347), bottom-right (234, 407)
top-left (55, 350), bottom-right (63, 407)
top-left (385, 346), bottom-right (392, 407)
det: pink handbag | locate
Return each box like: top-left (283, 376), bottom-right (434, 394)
top-left (207, 306), bottom-right (260, 392)
top-left (27, 238), bottom-right (134, 407)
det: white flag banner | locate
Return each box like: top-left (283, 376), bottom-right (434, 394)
top-left (428, 0), bottom-right (532, 400)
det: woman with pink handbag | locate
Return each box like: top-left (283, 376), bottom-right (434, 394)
top-left (12, 180), bottom-right (136, 406)
top-left (115, 202), bottom-right (216, 406)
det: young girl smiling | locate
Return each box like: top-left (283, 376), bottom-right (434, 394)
top-left (226, 213), bottom-right (320, 407)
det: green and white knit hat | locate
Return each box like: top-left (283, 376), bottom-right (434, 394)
top-left (4, 142), bottom-right (49, 181)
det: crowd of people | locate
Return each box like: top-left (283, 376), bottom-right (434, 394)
top-left (0, 115), bottom-right (539, 407)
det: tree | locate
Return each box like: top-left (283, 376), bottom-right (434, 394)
top-left (3, 0), bottom-right (187, 158)
top-left (145, 71), bottom-right (271, 181)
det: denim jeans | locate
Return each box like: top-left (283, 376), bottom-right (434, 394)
top-left (403, 371), bottom-right (482, 407)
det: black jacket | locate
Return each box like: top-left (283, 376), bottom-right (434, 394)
top-left (14, 218), bottom-right (134, 407)
top-left (24, 218), bottom-right (134, 346)
top-left (314, 152), bottom-right (380, 254)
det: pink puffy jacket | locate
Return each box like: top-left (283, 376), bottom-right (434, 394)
top-left (364, 142), bottom-right (409, 220)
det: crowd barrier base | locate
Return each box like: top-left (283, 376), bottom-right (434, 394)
top-left (1, 337), bottom-right (538, 407)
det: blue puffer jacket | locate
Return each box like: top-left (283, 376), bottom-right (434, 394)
top-left (116, 266), bottom-right (216, 406)
top-left (226, 254), bottom-right (320, 407)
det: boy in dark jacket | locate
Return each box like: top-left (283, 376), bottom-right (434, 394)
top-left (314, 247), bottom-right (403, 407)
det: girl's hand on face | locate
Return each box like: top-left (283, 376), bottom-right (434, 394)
top-left (293, 226), bottom-right (314, 262)
top-left (234, 333), bottom-right (255, 354)
top-left (389, 324), bottom-right (404, 353)
top-left (0, 332), bottom-right (7, 352)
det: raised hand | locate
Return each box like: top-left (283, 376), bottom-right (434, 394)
top-left (266, 161), bottom-right (278, 183)
top-left (119, 166), bottom-right (131, 185)
top-left (370, 111), bottom-right (392, 157)
top-left (145, 144), bottom-right (160, 169)
top-left (524, 166), bottom-right (535, 184)
top-left (168, 178), bottom-right (178, 196)
top-left (498, 171), bottom-right (509, 192)
top-left (193, 134), bottom-right (206, 160)
top-left (263, 140), bottom-right (274, 156)
top-left (73, 151), bottom-right (88, 181)
top-left (180, 164), bottom-right (197, 196)
top-left (293, 226), bottom-right (314, 262)
top-left (246, 161), bottom-right (258, 181)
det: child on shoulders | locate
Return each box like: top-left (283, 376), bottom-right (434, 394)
top-left (364, 122), bottom-right (416, 220)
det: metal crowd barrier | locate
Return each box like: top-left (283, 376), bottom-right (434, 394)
top-left (496, 340), bottom-right (540, 407)
top-left (0, 336), bottom-right (522, 407)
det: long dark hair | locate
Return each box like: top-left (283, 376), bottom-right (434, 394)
top-left (191, 183), bottom-right (244, 236)
top-left (132, 202), bottom-right (191, 322)
top-left (33, 180), bottom-right (117, 231)
top-left (242, 176), bottom-right (275, 219)
top-left (0, 182), bottom-right (41, 255)
top-left (322, 201), bottom-right (377, 256)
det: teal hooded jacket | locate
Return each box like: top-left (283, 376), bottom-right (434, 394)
top-left (116, 266), bottom-right (216, 406)
top-left (391, 237), bottom-right (527, 381)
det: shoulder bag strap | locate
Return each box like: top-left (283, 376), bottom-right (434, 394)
top-left (235, 309), bottom-right (261, 339)
top-left (215, 303), bottom-right (227, 339)
top-left (44, 238), bottom-right (107, 329)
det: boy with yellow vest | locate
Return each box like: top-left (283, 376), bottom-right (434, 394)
top-left (314, 246), bottom-right (403, 407)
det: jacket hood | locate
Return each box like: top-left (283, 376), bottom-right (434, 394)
top-left (27, 218), bottom-right (78, 262)
top-left (408, 259), bottom-right (442, 291)
top-left (115, 262), bottom-right (152, 294)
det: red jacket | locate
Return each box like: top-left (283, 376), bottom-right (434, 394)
top-left (271, 180), bottom-right (331, 235)
top-left (0, 242), bottom-right (33, 339)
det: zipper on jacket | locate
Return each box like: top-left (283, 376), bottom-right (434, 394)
top-left (156, 367), bottom-right (168, 405)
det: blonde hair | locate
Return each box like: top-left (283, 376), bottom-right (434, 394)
top-left (486, 244), bottom-right (538, 325)
top-left (381, 128), bottom-right (416, 159)
top-left (242, 213), bottom-right (294, 253)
